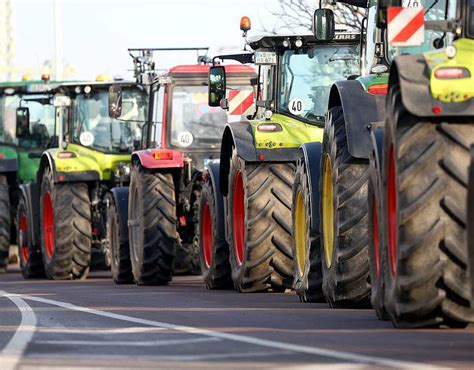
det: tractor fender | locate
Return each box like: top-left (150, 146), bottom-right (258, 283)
top-left (391, 54), bottom-right (474, 117)
top-left (37, 151), bottom-right (100, 183)
top-left (37, 152), bottom-right (56, 184)
top-left (110, 187), bottom-right (129, 244)
top-left (218, 123), bottom-right (302, 195)
top-left (300, 142), bottom-right (322, 233)
top-left (19, 182), bottom-right (41, 248)
top-left (328, 80), bottom-right (386, 159)
top-left (0, 158), bottom-right (18, 173)
top-left (468, 145), bottom-right (474, 308)
top-left (204, 162), bottom-right (227, 241)
top-left (131, 149), bottom-right (185, 170)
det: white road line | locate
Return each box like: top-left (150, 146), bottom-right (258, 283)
top-left (7, 292), bottom-right (449, 370)
top-left (36, 337), bottom-right (219, 346)
top-left (0, 291), bottom-right (37, 370)
top-left (36, 326), bottom-right (166, 334)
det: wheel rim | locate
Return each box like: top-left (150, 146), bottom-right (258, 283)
top-left (294, 190), bottom-right (307, 276)
top-left (19, 212), bottom-right (28, 263)
top-left (202, 203), bottom-right (213, 268)
top-left (232, 170), bottom-right (245, 265)
top-left (322, 155), bottom-right (334, 268)
top-left (387, 145), bottom-right (398, 276)
top-left (130, 185), bottom-right (141, 264)
top-left (372, 194), bottom-right (380, 277)
top-left (43, 192), bottom-right (55, 259)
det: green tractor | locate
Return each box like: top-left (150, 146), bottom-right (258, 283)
top-left (18, 79), bottom-right (147, 279)
top-left (198, 18), bottom-right (361, 292)
top-left (370, 0), bottom-right (474, 327)
top-left (0, 79), bottom-right (60, 273)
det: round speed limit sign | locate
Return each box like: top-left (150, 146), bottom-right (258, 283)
top-left (177, 131), bottom-right (194, 147)
top-left (289, 98), bottom-right (304, 116)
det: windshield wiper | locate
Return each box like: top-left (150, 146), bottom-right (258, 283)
top-left (425, 0), bottom-right (440, 16)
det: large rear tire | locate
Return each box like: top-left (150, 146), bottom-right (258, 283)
top-left (382, 83), bottom-right (474, 328)
top-left (128, 165), bottom-right (177, 285)
top-left (107, 194), bottom-right (133, 284)
top-left (0, 175), bottom-right (10, 273)
top-left (17, 194), bottom-right (45, 278)
top-left (227, 148), bottom-right (294, 292)
top-left (292, 160), bottom-right (323, 302)
top-left (320, 106), bottom-right (370, 306)
top-left (199, 179), bottom-right (232, 289)
top-left (40, 168), bottom-right (92, 280)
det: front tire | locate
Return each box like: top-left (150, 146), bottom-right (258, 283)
top-left (320, 106), bottom-right (370, 306)
top-left (227, 148), bottom-right (294, 292)
top-left (40, 168), bottom-right (92, 280)
top-left (17, 194), bottom-right (45, 278)
top-left (382, 83), bottom-right (474, 328)
top-left (128, 165), bottom-right (177, 285)
top-left (292, 160), bottom-right (323, 302)
top-left (0, 175), bottom-right (10, 273)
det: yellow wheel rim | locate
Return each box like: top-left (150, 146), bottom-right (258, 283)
top-left (322, 155), bottom-right (334, 268)
top-left (294, 190), bottom-right (307, 277)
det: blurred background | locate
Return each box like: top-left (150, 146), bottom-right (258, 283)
top-left (0, 0), bottom-right (362, 82)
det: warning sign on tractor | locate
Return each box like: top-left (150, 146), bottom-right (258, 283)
top-left (228, 90), bottom-right (255, 116)
top-left (388, 6), bottom-right (425, 47)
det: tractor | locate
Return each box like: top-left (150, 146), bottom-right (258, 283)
top-left (369, 0), bottom-right (474, 327)
top-left (0, 78), bottom-right (60, 273)
top-left (18, 79), bottom-right (147, 279)
top-left (198, 18), bottom-right (361, 292)
top-left (106, 49), bottom-right (256, 285)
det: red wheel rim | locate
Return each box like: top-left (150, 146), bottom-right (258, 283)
top-left (372, 194), bottom-right (380, 277)
top-left (387, 145), bottom-right (397, 276)
top-left (43, 191), bottom-right (55, 259)
top-left (19, 212), bottom-right (29, 263)
top-left (202, 203), bottom-right (213, 268)
top-left (232, 170), bottom-right (245, 265)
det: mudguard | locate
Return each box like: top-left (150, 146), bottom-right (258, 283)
top-left (219, 123), bottom-right (302, 195)
top-left (37, 151), bottom-right (100, 183)
top-left (300, 142), bottom-right (322, 233)
top-left (328, 80), bottom-right (386, 159)
top-left (0, 158), bottom-right (18, 173)
top-left (132, 149), bottom-right (184, 170)
top-left (392, 54), bottom-right (474, 117)
top-left (204, 162), bottom-right (227, 241)
top-left (19, 182), bottom-right (40, 248)
top-left (468, 145), bottom-right (474, 308)
top-left (110, 187), bottom-right (129, 244)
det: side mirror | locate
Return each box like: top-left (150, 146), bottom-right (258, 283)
top-left (109, 85), bottom-right (122, 118)
top-left (312, 9), bottom-right (335, 41)
top-left (16, 107), bottom-right (30, 138)
top-left (208, 66), bottom-right (226, 107)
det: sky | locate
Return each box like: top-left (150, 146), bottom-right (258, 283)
top-left (10, 0), bottom-right (315, 81)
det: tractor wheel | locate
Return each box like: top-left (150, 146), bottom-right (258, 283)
top-left (320, 106), bottom-right (370, 306)
top-left (368, 151), bottom-right (388, 320)
top-left (227, 148), bottom-right (294, 292)
top-left (199, 179), bottom-right (232, 289)
top-left (382, 83), bottom-right (474, 328)
top-left (107, 195), bottom-right (133, 284)
top-left (40, 168), bottom-right (92, 280)
top-left (17, 194), bottom-right (45, 278)
top-left (128, 165), bottom-right (176, 285)
top-left (292, 160), bottom-right (323, 302)
top-left (0, 175), bottom-right (10, 272)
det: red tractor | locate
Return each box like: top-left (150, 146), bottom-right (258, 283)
top-left (107, 49), bottom-right (256, 284)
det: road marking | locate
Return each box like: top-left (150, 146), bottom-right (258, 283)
top-left (0, 291), bottom-right (37, 370)
top-left (37, 326), bottom-right (167, 334)
top-left (7, 292), bottom-right (449, 370)
top-left (36, 337), bottom-right (219, 346)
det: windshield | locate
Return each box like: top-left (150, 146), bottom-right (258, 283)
top-left (72, 88), bottom-right (147, 153)
top-left (278, 45), bottom-right (360, 124)
top-left (169, 85), bottom-right (254, 149)
top-left (388, 0), bottom-right (457, 60)
top-left (469, 0), bottom-right (474, 37)
top-left (0, 94), bottom-right (56, 149)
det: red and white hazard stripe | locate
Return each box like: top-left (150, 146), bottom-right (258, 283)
top-left (388, 7), bottom-right (425, 47)
top-left (228, 90), bottom-right (255, 116)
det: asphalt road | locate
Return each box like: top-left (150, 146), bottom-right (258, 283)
top-left (1, 264), bottom-right (474, 370)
